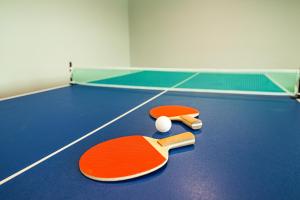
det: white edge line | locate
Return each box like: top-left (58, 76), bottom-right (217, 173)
top-left (73, 82), bottom-right (291, 97)
top-left (0, 90), bottom-right (166, 185)
top-left (264, 74), bottom-right (294, 96)
top-left (0, 73), bottom-right (198, 186)
top-left (74, 66), bottom-right (298, 73)
top-left (0, 84), bottom-right (70, 101)
top-left (73, 82), bottom-right (165, 91)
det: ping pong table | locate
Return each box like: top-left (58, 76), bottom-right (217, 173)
top-left (1, 68), bottom-right (300, 200)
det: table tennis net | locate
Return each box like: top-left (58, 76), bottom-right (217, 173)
top-left (71, 68), bottom-right (300, 97)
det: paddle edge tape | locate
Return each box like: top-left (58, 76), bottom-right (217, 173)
top-left (79, 136), bottom-right (169, 182)
top-left (78, 133), bottom-right (195, 182)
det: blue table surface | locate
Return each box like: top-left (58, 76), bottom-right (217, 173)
top-left (0, 85), bottom-right (299, 200)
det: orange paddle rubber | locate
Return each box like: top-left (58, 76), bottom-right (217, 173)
top-left (79, 132), bottom-right (195, 181)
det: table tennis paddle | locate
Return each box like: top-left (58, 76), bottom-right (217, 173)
top-left (79, 132), bottom-right (195, 182)
top-left (150, 105), bottom-right (202, 130)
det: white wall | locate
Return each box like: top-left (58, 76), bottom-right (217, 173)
top-left (2, 0), bottom-right (300, 97)
top-left (0, 0), bottom-right (130, 98)
top-left (129, 0), bottom-right (300, 69)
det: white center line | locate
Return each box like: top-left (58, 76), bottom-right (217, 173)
top-left (0, 72), bottom-right (198, 186)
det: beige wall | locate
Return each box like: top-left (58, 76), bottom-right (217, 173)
top-left (129, 0), bottom-right (300, 69)
top-left (2, 0), bottom-right (300, 97)
top-left (0, 0), bottom-right (130, 98)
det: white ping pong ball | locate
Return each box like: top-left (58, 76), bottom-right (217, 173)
top-left (155, 116), bottom-right (172, 132)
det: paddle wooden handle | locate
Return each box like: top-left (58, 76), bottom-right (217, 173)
top-left (157, 132), bottom-right (195, 150)
top-left (180, 115), bottom-right (203, 130)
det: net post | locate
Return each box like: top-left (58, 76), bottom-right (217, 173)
top-left (69, 62), bottom-right (73, 83)
top-left (296, 67), bottom-right (300, 99)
